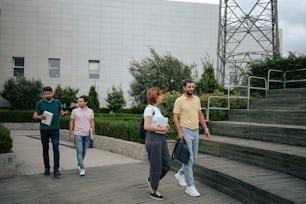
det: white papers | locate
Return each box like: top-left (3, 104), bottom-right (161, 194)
top-left (155, 117), bottom-right (168, 134)
top-left (41, 111), bottom-right (53, 126)
top-left (89, 128), bottom-right (94, 140)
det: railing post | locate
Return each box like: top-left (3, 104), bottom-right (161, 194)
top-left (267, 70), bottom-right (271, 90)
top-left (247, 76), bottom-right (250, 109)
top-left (228, 87), bottom-right (230, 109)
top-left (283, 71), bottom-right (286, 88)
top-left (207, 97), bottom-right (210, 121)
top-left (265, 78), bottom-right (268, 98)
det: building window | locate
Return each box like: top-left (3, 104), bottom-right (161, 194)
top-left (13, 57), bottom-right (24, 76)
top-left (49, 58), bottom-right (60, 78)
top-left (89, 60), bottom-right (100, 79)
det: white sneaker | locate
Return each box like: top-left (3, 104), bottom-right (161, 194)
top-left (185, 185), bottom-right (200, 197)
top-left (80, 168), bottom-right (85, 176)
top-left (175, 173), bottom-right (187, 187)
top-left (78, 166), bottom-right (81, 172)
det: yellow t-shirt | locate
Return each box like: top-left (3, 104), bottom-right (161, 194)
top-left (173, 95), bottom-right (201, 129)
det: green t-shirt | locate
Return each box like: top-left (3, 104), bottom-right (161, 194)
top-left (34, 98), bottom-right (63, 130)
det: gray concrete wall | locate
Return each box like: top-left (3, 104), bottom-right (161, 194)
top-left (0, 0), bottom-right (218, 107)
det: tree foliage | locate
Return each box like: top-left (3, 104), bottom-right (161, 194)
top-left (129, 48), bottom-right (196, 107)
top-left (88, 85), bottom-right (100, 112)
top-left (53, 85), bottom-right (79, 109)
top-left (195, 57), bottom-right (223, 94)
top-left (105, 85), bottom-right (126, 112)
top-left (1, 76), bottom-right (43, 109)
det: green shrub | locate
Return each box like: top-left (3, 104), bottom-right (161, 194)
top-left (0, 124), bottom-right (12, 153)
top-left (1, 76), bottom-right (43, 109)
top-left (88, 86), bottom-right (100, 113)
top-left (0, 110), bottom-right (34, 122)
top-left (53, 85), bottom-right (79, 110)
top-left (105, 85), bottom-right (126, 112)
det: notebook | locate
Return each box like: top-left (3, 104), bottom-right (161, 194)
top-left (155, 117), bottom-right (168, 134)
top-left (41, 111), bottom-right (53, 126)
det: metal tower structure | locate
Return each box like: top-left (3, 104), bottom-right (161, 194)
top-left (217, 0), bottom-right (279, 86)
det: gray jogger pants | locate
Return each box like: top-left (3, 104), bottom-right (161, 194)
top-left (145, 131), bottom-right (171, 190)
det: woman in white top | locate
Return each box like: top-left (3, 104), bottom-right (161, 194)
top-left (143, 87), bottom-right (171, 200)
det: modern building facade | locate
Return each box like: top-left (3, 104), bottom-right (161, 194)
top-left (0, 0), bottom-right (219, 107)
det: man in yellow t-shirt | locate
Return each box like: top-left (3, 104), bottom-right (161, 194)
top-left (173, 79), bottom-right (211, 197)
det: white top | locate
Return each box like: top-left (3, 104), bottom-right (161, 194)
top-left (143, 105), bottom-right (168, 134)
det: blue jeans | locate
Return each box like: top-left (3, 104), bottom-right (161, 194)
top-left (74, 135), bottom-right (90, 169)
top-left (177, 128), bottom-right (199, 186)
top-left (40, 129), bottom-right (60, 170)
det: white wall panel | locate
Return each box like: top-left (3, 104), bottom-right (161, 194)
top-left (0, 0), bottom-right (219, 107)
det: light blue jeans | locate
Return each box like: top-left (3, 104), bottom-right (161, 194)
top-left (74, 135), bottom-right (90, 169)
top-left (177, 127), bottom-right (199, 186)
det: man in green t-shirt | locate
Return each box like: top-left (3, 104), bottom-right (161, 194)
top-left (33, 86), bottom-right (68, 177)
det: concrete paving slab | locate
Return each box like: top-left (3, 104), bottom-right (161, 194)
top-left (11, 130), bottom-right (141, 175)
top-left (0, 128), bottom-right (242, 204)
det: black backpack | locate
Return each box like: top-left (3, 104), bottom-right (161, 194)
top-left (139, 110), bottom-right (155, 139)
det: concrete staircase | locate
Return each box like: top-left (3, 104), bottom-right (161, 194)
top-left (172, 88), bottom-right (306, 204)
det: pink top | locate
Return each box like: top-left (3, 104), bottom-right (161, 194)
top-left (71, 107), bottom-right (94, 136)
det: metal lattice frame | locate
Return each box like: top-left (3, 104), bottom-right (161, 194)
top-left (217, 0), bottom-right (279, 86)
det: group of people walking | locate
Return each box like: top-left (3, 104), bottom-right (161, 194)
top-left (33, 79), bottom-right (211, 201)
top-left (33, 86), bottom-right (94, 177)
top-left (143, 79), bottom-right (211, 200)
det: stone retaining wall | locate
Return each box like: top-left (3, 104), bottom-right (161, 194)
top-left (0, 152), bottom-right (16, 178)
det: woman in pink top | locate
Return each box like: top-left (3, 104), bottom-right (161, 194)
top-left (69, 95), bottom-right (95, 176)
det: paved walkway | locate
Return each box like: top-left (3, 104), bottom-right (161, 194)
top-left (11, 130), bottom-right (140, 175)
top-left (0, 130), bottom-right (242, 204)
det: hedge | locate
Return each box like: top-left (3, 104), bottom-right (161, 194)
top-left (0, 124), bottom-right (12, 153)
top-left (0, 91), bottom-right (248, 145)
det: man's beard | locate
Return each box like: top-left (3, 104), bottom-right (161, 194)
top-left (45, 97), bottom-right (52, 101)
top-left (186, 91), bottom-right (193, 96)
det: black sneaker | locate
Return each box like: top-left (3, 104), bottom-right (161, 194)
top-left (147, 178), bottom-right (162, 196)
top-left (150, 192), bottom-right (164, 201)
top-left (54, 169), bottom-right (61, 178)
top-left (44, 168), bottom-right (50, 176)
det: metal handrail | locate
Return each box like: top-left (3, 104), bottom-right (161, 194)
top-left (206, 85), bottom-right (249, 121)
top-left (284, 68), bottom-right (306, 88)
top-left (206, 68), bottom-right (306, 121)
top-left (206, 76), bottom-right (267, 121)
top-left (268, 69), bottom-right (284, 89)
top-left (268, 68), bottom-right (306, 88)
top-left (248, 76), bottom-right (267, 107)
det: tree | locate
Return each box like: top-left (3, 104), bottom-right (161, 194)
top-left (1, 76), bottom-right (43, 109)
top-left (88, 85), bottom-right (100, 112)
top-left (53, 85), bottom-right (79, 109)
top-left (105, 85), bottom-right (126, 112)
top-left (129, 48), bottom-right (196, 106)
top-left (195, 57), bottom-right (223, 95)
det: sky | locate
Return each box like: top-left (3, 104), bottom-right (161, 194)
top-left (169, 0), bottom-right (306, 56)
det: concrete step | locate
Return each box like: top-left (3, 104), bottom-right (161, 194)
top-left (228, 109), bottom-right (306, 126)
top-left (249, 97), bottom-right (306, 110)
top-left (172, 153), bottom-right (306, 204)
top-left (207, 121), bottom-right (306, 147)
top-left (198, 135), bottom-right (306, 180)
top-left (267, 88), bottom-right (306, 97)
